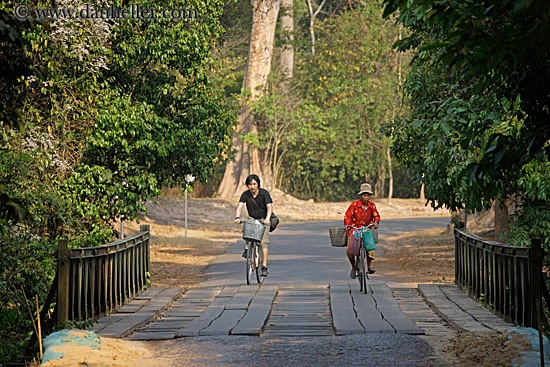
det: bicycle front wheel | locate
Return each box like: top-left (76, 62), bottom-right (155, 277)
top-left (360, 247), bottom-right (368, 294)
top-left (246, 241), bottom-right (254, 285)
top-left (355, 254), bottom-right (363, 292)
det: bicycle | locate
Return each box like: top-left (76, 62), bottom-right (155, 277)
top-left (348, 224), bottom-right (375, 294)
top-left (244, 238), bottom-right (265, 285)
top-left (241, 221), bottom-right (267, 285)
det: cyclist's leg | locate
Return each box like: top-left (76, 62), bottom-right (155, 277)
top-left (346, 250), bottom-right (355, 267)
top-left (259, 223), bottom-right (269, 268)
top-left (347, 250), bottom-right (356, 278)
top-left (367, 249), bottom-right (375, 273)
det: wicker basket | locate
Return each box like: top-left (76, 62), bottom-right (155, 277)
top-left (243, 221), bottom-right (265, 242)
top-left (329, 227), bottom-right (348, 247)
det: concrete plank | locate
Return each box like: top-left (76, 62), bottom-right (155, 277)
top-left (125, 331), bottom-right (175, 340)
top-left (116, 299), bottom-right (148, 313)
top-left (96, 314), bottom-right (152, 338)
top-left (224, 286), bottom-right (259, 310)
top-left (200, 309), bottom-right (247, 336)
top-left (91, 315), bottom-right (125, 333)
top-left (232, 285), bottom-right (278, 335)
top-left (163, 310), bottom-right (205, 318)
top-left (218, 286), bottom-right (239, 297)
top-left (438, 285), bottom-right (515, 331)
top-left (370, 284), bottom-right (424, 335)
top-left (350, 289), bottom-right (395, 334)
top-left (139, 321), bottom-right (189, 330)
top-left (419, 284), bottom-right (493, 333)
top-left (329, 284), bottom-right (364, 335)
top-left (175, 295), bottom-right (231, 337)
top-left (160, 287), bottom-right (185, 297)
top-left (138, 287), bottom-right (164, 297)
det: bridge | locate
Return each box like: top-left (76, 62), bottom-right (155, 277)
top-left (89, 219), bottom-right (513, 340)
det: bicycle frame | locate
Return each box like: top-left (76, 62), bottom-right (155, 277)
top-left (245, 239), bottom-right (264, 285)
top-left (348, 224), bottom-right (375, 294)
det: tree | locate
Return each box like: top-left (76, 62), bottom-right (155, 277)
top-left (280, 0), bottom-right (294, 88)
top-left (217, 0), bottom-right (282, 197)
top-left (255, 2), bottom-right (404, 201)
top-left (306, 0), bottom-right (326, 56)
top-left (382, 0), bottom-right (550, 246)
top-left (0, 0), bottom-right (234, 360)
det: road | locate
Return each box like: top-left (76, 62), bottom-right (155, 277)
top-left (135, 216), bottom-right (451, 366)
top-left (201, 217), bottom-right (450, 287)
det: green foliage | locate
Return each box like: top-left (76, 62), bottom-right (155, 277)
top-left (0, 0), bottom-right (234, 361)
top-left (253, 2), bottom-right (406, 201)
top-left (382, 0), bottom-right (550, 246)
top-left (507, 159), bottom-right (550, 249)
top-left (0, 231), bottom-right (56, 364)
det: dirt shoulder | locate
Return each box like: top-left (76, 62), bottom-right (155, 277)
top-left (123, 192), bottom-right (453, 288)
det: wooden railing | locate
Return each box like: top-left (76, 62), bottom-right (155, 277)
top-left (455, 224), bottom-right (542, 327)
top-left (56, 225), bottom-right (151, 325)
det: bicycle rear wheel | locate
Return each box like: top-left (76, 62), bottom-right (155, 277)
top-left (255, 245), bottom-right (264, 283)
top-left (246, 241), bottom-right (254, 285)
top-left (360, 247), bottom-right (368, 294)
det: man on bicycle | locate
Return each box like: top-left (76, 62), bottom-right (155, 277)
top-left (234, 174), bottom-right (273, 276)
top-left (344, 183), bottom-right (380, 278)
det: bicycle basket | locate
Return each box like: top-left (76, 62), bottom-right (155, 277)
top-left (329, 227), bottom-right (348, 247)
top-left (243, 221), bottom-right (265, 242)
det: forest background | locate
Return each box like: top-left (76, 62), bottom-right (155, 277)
top-left (1, 0), bottom-right (549, 363)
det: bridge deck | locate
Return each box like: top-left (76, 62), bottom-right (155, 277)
top-left (92, 283), bottom-right (513, 340)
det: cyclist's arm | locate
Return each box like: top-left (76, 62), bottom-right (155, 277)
top-left (344, 202), bottom-right (356, 228)
top-left (235, 202), bottom-right (245, 224)
top-left (264, 203), bottom-right (273, 226)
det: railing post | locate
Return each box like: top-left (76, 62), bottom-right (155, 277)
top-left (57, 239), bottom-right (70, 326)
top-left (453, 227), bottom-right (462, 289)
top-left (140, 224), bottom-right (151, 280)
top-left (529, 238), bottom-right (542, 327)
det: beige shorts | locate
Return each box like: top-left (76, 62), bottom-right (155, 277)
top-left (347, 249), bottom-right (375, 260)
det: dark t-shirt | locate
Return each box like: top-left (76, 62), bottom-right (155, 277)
top-left (239, 188), bottom-right (273, 219)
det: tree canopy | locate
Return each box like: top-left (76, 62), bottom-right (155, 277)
top-left (0, 0), bottom-right (235, 361)
top-left (381, 0), bottom-right (550, 246)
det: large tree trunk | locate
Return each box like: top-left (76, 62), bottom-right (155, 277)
top-left (494, 199), bottom-right (509, 242)
top-left (280, 0), bottom-right (293, 86)
top-left (217, 0), bottom-right (282, 197)
top-left (386, 147), bottom-right (393, 202)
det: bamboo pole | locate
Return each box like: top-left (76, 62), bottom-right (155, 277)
top-left (35, 295), bottom-right (43, 360)
top-left (20, 286), bottom-right (38, 340)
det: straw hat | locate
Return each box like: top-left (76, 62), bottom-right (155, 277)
top-left (358, 183), bottom-right (373, 195)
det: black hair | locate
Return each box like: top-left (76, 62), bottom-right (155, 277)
top-left (245, 174), bottom-right (261, 187)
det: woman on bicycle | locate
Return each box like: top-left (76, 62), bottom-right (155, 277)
top-left (234, 174), bottom-right (273, 276)
top-left (344, 183), bottom-right (380, 278)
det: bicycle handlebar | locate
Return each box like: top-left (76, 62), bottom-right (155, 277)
top-left (347, 223), bottom-right (375, 230)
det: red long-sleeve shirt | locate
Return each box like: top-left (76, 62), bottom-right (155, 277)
top-left (344, 200), bottom-right (380, 235)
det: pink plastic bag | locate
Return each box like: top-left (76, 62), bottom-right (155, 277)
top-left (347, 233), bottom-right (361, 256)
